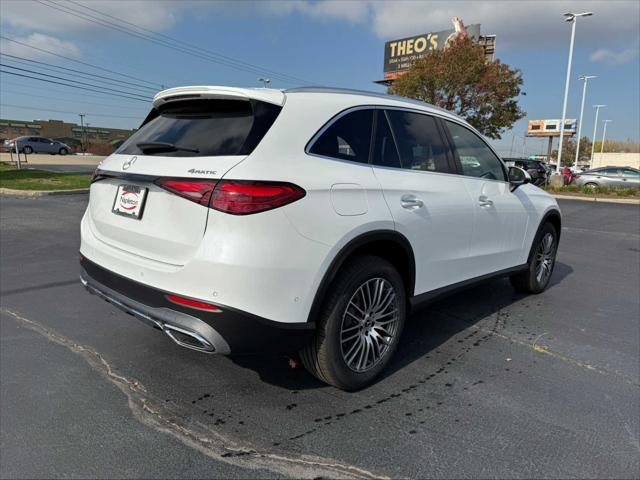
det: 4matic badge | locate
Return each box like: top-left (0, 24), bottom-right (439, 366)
top-left (188, 168), bottom-right (217, 175)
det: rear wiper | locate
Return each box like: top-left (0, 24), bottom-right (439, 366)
top-left (136, 142), bottom-right (199, 154)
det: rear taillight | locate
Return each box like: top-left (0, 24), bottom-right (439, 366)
top-left (210, 180), bottom-right (306, 215)
top-left (166, 294), bottom-right (221, 312)
top-left (155, 179), bottom-right (218, 206)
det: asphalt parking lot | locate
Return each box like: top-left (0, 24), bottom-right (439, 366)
top-left (1, 195), bottom-right (638, 479)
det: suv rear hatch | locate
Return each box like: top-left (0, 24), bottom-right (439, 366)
top-left (88, 87), bottom-right (283, 265)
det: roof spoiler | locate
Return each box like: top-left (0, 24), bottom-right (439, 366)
top-left (153, 86), bottom-right (285, 108)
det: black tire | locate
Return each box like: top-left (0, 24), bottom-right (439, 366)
top-left (510, 222), bottom-right (558, 294)
top-left (300, 255), bottom-right (406, 391)
top-left (584, 182), bottom-right (598, 190)
top-left (23, 146), bottom-right (33, 155)
top-left (59, 148), bottom-right (69, 155)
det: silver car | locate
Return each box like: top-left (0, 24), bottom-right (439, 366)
top-left (574, 166), bottom-right (640, 189)
top-left (4, 136), bottom-right (71, 155)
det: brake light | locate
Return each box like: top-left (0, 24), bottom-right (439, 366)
top-left (156, 179), bottom-right (218, 206)
top-left (210, 180), bottom-right (306, 215)
top-left (166, 294), bottom-right (221, 312)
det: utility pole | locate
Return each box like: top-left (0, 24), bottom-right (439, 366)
top-left (590, 105), bottom-right (606, 165)
top-left (555, 11), bottom-right (593, 175)
top-left (574, 75), bottom-right (596, 170)
top-left (600, 119), bottom-right (612, 155)
top-left (78, 114), bottom-right (86, 155)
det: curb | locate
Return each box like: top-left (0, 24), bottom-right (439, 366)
top-left (0, 187), bottom-right (89, 197)
top-left (552, 194), bottom-right (640, 205)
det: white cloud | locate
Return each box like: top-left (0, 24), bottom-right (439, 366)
top-left (0, 33), bottom-right (81, 60)
top-left (256, 1), bottom-right (640, 49)
top-left (1, 0), bottom-right (638, 53)
top-left (590, 47), bottom-right (639, 66)
top-left (0, 0), bottom-right (179, 34)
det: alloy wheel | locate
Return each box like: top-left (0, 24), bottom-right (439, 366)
top-left (340, 277), bottom-right (400, 373)
top-left (535, 232), bottom-right (555, 284)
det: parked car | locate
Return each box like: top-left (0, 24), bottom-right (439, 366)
top-left (573, 166), bottom-right (640, 189)
top-left (4, 136), bottom-right (71, 155)
top-left (80, 86), bottom-right (561, 390)
top-left (510, 159), bottom-right (548, 186)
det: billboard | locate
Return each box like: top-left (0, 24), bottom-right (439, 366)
top-left (383, 24), bottom-right (482, 79)
top-left (527, 119), bottom-right (577, 137)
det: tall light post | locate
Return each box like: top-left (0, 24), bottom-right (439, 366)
top-left (590, 104), bottom-right (606, 164)
top-left (555, 11), bottom-right (593, 175)
top-left (574, 75), bottom-right (596, 169)
top-left (78, 113), bottom-right (86, 155)
top-left (600, 119), bottom-right (612, 155)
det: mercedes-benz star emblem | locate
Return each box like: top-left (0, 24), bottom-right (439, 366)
top-left (123, 156), bottom-right (137, 170)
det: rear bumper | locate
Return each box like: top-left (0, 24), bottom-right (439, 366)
top-left (80, 257), bottom-right (315, 355)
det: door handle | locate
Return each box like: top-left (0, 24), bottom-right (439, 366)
top-left (400, 194), bottom-right (424, 209)
top-left (479, 195), bottom-right (493, 207)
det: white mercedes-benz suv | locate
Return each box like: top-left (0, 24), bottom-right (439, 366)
top-left (80, 86), bottom-right (561, 390)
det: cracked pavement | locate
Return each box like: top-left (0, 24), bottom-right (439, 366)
top-left (1, 195), bottom-right (639, 478)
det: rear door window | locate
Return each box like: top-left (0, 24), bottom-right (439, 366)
top-left (385, 110), bottom-right (452, 173)
top-left (371, 110), bottom-right (401, 168)
top-left (309, 109), bottom-right (373, 164)
top-left (117, 99), bottom-right (281, 157)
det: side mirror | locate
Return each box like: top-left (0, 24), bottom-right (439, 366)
top-left (508, 166), bottom-right (531, 192)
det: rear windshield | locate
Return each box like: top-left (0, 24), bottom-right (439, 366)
top-left (117, 99), bottom-right (281, 157)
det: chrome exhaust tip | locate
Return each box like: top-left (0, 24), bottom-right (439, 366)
top-left (163, 324), bottom-right (215, 353)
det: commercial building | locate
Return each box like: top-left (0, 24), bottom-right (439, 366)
top-left (591, 152), bottom-right (640, 169)
top-left (0, 118), bottom-right (136, 153)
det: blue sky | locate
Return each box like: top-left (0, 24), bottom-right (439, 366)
top-left (1, 0), bottom-right (638, 156)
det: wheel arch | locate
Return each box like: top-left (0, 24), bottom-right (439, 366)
top-left (307, 230), bottom-right (415, 323)
top-left (527, 209), bottom-right (562, 263)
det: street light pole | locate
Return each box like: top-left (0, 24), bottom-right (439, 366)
top-left (555, 11), bottom-right (593, 175)
top-left (590, 105), bottom-right (606, 165)
top-left (574, 75), bottom-right (596, 169)
top-left (78, 113), bottom-right (86, 155)
top-left (258, 78), bottom-right (271, 88)
top-left (600, 119), bottom-right (612, 155)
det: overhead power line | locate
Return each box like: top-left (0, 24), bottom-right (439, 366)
top-left (0, 35), bottom-right (164, 89)
top-left (0, 64), bottom-right (152, 101)
top-left (0, 103), bottom-right (143, 120)
top-left (1, 89), bottom-right (146, 111)
top-left (1, 53), bottom-right (158, 93)
top-left (65, 0), bottom-right (313, 86)
top-left (0, 79), bottom-right (151, 105)
top-left (0, 70), bottom-right (152, 103)
top-left (38, 0), bottom-right (313, 86)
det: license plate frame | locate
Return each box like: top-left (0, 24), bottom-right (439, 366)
top-left (112, 184), bottom-right (148, 220)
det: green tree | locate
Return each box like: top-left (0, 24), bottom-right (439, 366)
top-left (552, 136), bottom-right (592, 166)
top-left (389, 38), bottom-right (525, 139)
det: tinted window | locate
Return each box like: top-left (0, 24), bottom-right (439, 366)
top-left (445, 121), bottom-right (506, 181)
top-left (310, 109), bottom-right (373, 164)
top-left (622, 169), bottom-right (639, 178)
top-left (601, 168), bottom-right (621, 176)
top-left (117, 99), bottom-right (281, 157)
top-left (386, 110), bottom-right (450, 172)
top-left (371, 110), bottom-right (400, 168)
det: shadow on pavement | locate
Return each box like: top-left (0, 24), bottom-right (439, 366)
top-left (230, 262), bottom-right (573, 391)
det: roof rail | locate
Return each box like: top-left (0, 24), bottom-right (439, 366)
top-left (284, 86), bottom-right (465, 121)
